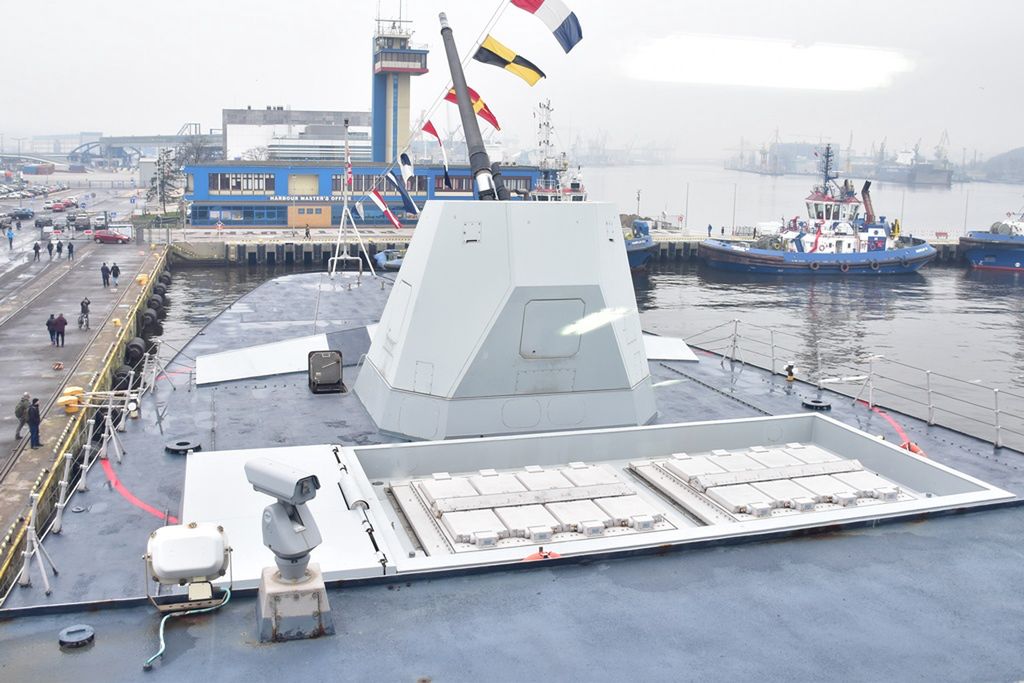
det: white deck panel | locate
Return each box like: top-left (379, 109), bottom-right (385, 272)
top-left (834, 471), bottom-right (901, 497)
top-left (642, 333), bottom-right (699, 362)
top-left (746, 449), bottom-right (803, 468)
top-left (664, 456), bottom-right (726, 482)
top-left (418, 476), bottom-right (478, 505)
top-left (494, 505), bottom-right (559, 539)
top-left (751, 479), bottom-right (817, 505)
top-left (516, 468), bottom-right (574, 491)
top-left (594, 495), bottom-right (664, 527)
top-left (546, 499), bottom-right (612, 534)
top-left (786, 444), bottom-right (841, 464)
top-left (441, 509), bottom-right (508, 545)
top-left (792, 474), bottom-right (856, 501)
top-left (560, 463), bottom-right (620, 487)
top-left (706, 484), bottom-right (772, 513)
top-left (710, 453), bottom-right (763, 472)
top-left (469, 472), bottom-right (527, 495)
top-left (182, 444), bottom-right (382, 586)
top-left (195, 333), bottom-right (328, 385)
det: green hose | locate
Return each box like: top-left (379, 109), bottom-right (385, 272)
top-left (143, 588), bottom-right (232, 671)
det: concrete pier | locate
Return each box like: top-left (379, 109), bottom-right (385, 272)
top-left (0, 242), bottom-right (168, 595)
top-left (162, 227), bottom-right (967, 267)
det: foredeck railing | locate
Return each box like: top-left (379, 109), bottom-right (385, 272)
top-left (686, 319), bottom-right (1024, 450)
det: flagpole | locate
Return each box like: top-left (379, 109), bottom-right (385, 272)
top-left (330, 119), bottom-right (376, 279)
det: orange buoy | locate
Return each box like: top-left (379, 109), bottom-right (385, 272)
top-left (900, 441), bottom-right (926, 457)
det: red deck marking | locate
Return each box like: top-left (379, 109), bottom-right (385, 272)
top-left (857, 399), bottom-right (909, 443)
top-left (101, 459), bottom-right (179, 523)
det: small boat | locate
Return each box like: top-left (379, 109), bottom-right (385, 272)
top-left (959, 216), bottom-right (1024, 271)
top-left (626, 219), bottom-right (658, 272)
top-left (699, 144), bottom-right (936, 275)
top-left (373, 248), bottom-right (404, 271)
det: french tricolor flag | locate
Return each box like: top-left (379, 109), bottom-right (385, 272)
top-left (511, 0), bottom-right (583, 53)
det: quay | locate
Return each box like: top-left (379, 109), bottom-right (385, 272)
top-left (0, 241), bottom-right (168, 599)
top-left (162, 226), bottom-right (968, 266)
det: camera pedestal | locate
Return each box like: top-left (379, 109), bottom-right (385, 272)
top-left (256, 562), bottom-right (335, 642)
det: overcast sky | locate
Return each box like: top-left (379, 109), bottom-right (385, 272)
top-left (1, 0), bottom-right (1020, 160)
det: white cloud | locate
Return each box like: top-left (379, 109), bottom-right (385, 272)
top-left (624, 34), bottom-right (914, 91)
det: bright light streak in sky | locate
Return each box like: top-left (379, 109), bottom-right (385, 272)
top-left (625, 34), bottom-right (914, 91)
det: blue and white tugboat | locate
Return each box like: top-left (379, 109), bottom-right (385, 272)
top-left (959, 213), bottom-right (1024, 271)
top-left (699, 145), bottom-right (936, 275)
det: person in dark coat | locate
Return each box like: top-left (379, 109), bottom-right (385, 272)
top-left (46, 314), bottom-right (56, 345)
top-left (56, 240), bottom-right (64, 258)
top-left (53, 313), bottom-right (67, 347)
top-left (101, 262), bottom-right (110, 287)
top-left (27, 398), bottom-right (42, 448)
top-left (46, 240), bottom-right (54, 260)
top-left (111, 262), bottom-right (121, 287)
top-left (67, 241), bottom-right (74, 260)
top-left (33, 242), bottom-right (41, 261)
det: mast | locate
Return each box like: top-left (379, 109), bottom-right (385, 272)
top-left (438, 13), bottom-right (495, 200)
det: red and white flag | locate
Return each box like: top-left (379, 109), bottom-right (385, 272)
top-left (422, 120), bottom-right (452, 189)
top-left (369, 188), bottom-right (402, 229)
top-left (344, 137), bottom-right (353, 188)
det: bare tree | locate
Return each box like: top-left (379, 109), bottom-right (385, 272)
top-left (242, 146), bottom-right (270, 161)
top-left (147, 149), bottom-right (179, 214)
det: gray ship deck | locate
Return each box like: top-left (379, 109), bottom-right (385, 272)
top-left (2, 271), bottom-right (1023, 681)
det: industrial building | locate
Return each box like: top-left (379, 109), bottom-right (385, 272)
top-left (222, 108), bottom-right (373, 162)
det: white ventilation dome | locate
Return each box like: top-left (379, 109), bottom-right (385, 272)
top-left (355, 200), bottom-right (657, 440)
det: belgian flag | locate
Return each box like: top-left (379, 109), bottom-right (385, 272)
top-left (473, 35), bottom-right (546, 86)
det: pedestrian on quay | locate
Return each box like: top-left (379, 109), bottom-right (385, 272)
top-left (27, 398), bottom-right (42, 449)
top-left (46, 240), bottom-right (54, 260)
top-left (111, 262), bottom-right (121, 287)
top-left (56, 240), bottom-right (64, 259)
top-left (79, 297), bottom-right (91, 330)
top-left (46, 313), bottom-right (56, 345)
top-left (720, 226), bottom-right (725, 236)
top-left (6, 227), bottom-right (13, 249)
top-left (67, 241), bottom-right (74, 260)
top-left (707, 224), bottom-right (713, 238)
top-left (33, 242), bottom-right (41, 261)
top-left (14, 392), bottom-right (30, 440)
top-left (304, 224), bottom-right (311, 240)
top-left (53, 312), bottom-right (67, 347)
top-left (101, 262), bottom-right (111, 287)
top-left (15, 219), bottom-right (21, 231)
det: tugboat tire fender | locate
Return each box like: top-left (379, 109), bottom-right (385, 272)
top-left (870, 260), bottom-right (880, 270)
top-left (899, 257), bottom-right (910, 267)
top-left (839, 263), bottom-right (850, 273)
top-left (809, 261), bottom-right (820, 271)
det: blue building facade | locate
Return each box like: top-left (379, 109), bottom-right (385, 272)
top-left (183, 161), bottom-right (541, 228)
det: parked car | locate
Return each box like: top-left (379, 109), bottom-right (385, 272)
top-left (64, 197), bottom-right (79, 208)
top-left (35, 217), bottom-right (53, 228)
top-left (11, 208), bottom-right (34, 219)
top-left (51, 202), bottom-right (65, 212)
top-left (93, 229), bottom-right (131, 244)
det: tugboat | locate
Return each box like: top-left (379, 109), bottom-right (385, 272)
top-left (699, 145), bottom-right (937, 275)
top-left (959, 213), bottom-right (1024, 271)
top-left (625, 219), bottom-right (658, 272)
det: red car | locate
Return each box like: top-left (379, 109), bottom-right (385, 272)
top-left (93, 229), bottom-right (131, 244)
top-left (51, 202), bottom-right (66, 212)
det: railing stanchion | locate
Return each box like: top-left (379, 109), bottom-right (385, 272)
top-left (994, 388), bottom-right (1003, 448)
top-left (926, 370), bottom-right (935, 425)
top-left (769, 330), bottom-right (777, 376)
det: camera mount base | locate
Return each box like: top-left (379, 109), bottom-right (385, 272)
top-left (256, 562), bottom-right (335, 643)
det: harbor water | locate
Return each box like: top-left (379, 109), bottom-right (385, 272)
top-left (162, 164), bottom-right (1024, 447)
